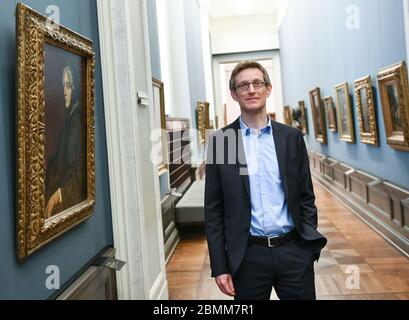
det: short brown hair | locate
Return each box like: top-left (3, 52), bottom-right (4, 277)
top-left (229, 60), bottom-right (271, 91)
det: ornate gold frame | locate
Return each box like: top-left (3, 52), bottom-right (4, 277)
top-left (152, 78), bottom-right (167, 131)
top-left (298, 101), bottom-right (308, 135)
top-left (309, 87), bottom-right (327, 144)
top-left (204, 101), bottom-right (211, 143)
top-left (377, 61), bottom-right (409, 152)
top-left (197, 101), bottom-right (205, 144)
top-left (16, 3), bottom-right (95, 259)
top-left (334, 82), bottom-right (355, 143)
top-left (152, 78), bottom-right (168, 173)
top-left (323, 96), bottom-right (337, 132)
top-left (354, 75), bottom-right (379, 146)
top-left (283, 106), bottom-right (293, 126)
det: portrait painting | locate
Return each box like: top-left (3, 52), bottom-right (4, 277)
top-left (309, 87), bottom-right (327, 144)
top-left (323, 96), bottom-right (337, 132)
top-left (283, 106), bottom-right (293, 126)
top-left (16, 3), bottom-right (95, 259)
top-left (354, 75), bottom-right (379, 146)
top-left (335, 82), bottom-right (355, 143)
top-left (44, 44), bottom-right (87, 218)
top-left (298, 101), bottom-right (308, 135)
top-left (377, 61), bottom-right (409, 151)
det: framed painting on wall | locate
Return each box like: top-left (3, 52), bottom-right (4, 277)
top-left (334, 82), bottom-right (355, 143)
top-left (309, 87), bottom-right (327, 144)
top-left (204, 101), bottom-right (212, 143)
top-left (197, 101), bottom-right (205, 145)
top-left (354, 75), bottom-right (379, 146)
top-left (298, 101), bottom-right (308, 135)
top-left (283, 105), bottom-right (293, 125)
top-left (16, 3), bottom-right (95, 259)
top-left (323, 96), bottom-right (337, 132)
top-left (153, 78), bottom-right (168, 173)
top-left (267, 112), bottom-right (276, 121)
top-left (377, 61), bottom-right (409, 151)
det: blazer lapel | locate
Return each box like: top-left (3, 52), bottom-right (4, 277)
top-left (271, 122), bottom-right (288, 198)
top-left (229, 118), bottom-right (251, 202)
top-left (237, 129), bottom-right (251, 201)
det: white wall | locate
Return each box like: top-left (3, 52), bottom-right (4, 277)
top-left (156, 0), bottom-right (192, 118)
top-left (404, 0), bottom-right (409, 63)
top-left (210, 13), bottom-right (279, 54)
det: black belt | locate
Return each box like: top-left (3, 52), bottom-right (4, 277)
top-left (249, 229), bottom-right (298, 247)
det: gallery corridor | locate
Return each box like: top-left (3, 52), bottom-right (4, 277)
top-left (166, 180), bottom-right (409, 300)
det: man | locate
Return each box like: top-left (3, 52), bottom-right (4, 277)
top-left (45, 64), bottom-right (86, 218)
top-left (205, 61), bottom-right (327, 300)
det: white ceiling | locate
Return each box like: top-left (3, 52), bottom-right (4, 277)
top-left (208, 0), bottom-right (280, 18)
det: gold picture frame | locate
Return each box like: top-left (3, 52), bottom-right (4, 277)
top-left (197, 101), bottom-right (205, 144)
top-left (377, 61), bottom-right (409, 151)
top-left (204, 101), bottom-right (211, 143)
top-left (309, 87), bottom-right (327, 144)
top-left (298, 101), bottom-right (308, 135)
top-left (283, 105), bottom-right (293, 125)
top-left (323, 96), bottom-right (337, 132)
top-left (354, 75), bottom-right (379, 146)
top-left (16, 3), bottom-right (95, 259)
top-left (335, 82), bottom-right (355, 143)
top-left (152, 78), bottom-right (168, 173)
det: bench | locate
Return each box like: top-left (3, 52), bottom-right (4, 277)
top-left (175, 179), bottom-right (205, 224)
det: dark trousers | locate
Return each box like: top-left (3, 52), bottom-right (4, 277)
top-left (233, 236), bottom-right (316, 300)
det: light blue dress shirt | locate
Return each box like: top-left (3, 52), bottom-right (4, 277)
top-left (239, 116), bottom-right (295, 237)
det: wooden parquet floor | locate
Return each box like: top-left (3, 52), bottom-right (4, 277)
top-left (166, 181), bottom-right (409, 300)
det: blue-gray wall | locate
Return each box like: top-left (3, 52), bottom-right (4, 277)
top-left (184, 0), bottom-right (207, 130)
top-left (147, 0), bottom-right (161, 80)
top-left (0, 0), bottom-right (113, 299)
top-left (279, 0), bottom-right (409, 189)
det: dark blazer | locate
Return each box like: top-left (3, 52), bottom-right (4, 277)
top-left (46, 101), bottom-right (87, 214)
top-left (204, 117), bottom-right (327, 277)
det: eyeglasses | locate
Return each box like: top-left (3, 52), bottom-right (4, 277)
top-left (235, 80), bottom-right (266, 92)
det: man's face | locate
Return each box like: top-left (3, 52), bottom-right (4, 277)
top-left (63, 71), bottom-right (73, 108)
top-left (231, 68), bottom-right (272, 113)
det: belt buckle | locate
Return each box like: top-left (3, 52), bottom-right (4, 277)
top-left (268, 235), bottom-right (280, 247)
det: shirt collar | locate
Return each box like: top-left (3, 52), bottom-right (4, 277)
top-left (239, 115), bottom-right (272, 136)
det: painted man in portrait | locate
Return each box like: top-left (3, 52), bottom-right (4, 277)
top-left (45, 64), bottom-right (87, 218)
top-left (314, 95), bottom-right (322, 135)
top-left (338, 90), bottom-right (348, 134)
top-left (359, 88), bottom-right (370, 133)
top-left (387, 84), bottom-right (403, 132)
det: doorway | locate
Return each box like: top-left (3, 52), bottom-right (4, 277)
top-left (212, 51), bottom-right (284, 128)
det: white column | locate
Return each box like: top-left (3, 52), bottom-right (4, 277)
top-left (97, 0), bottom-right (168, 300)
top-left (272, 51), bottom-right (284, 124)
top-left (156, 0), bottom-right (192, 119)
top-left (198, 0), bottom-right (215, 120)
